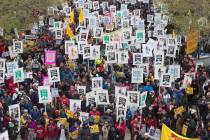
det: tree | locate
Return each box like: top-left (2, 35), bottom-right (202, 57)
top-left (0, 0), bottom-right (62, 32)
top-left (153, 0), bottom-right (210, 36)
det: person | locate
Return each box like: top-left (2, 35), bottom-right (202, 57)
top-left (46, 118), bottom-right (59, 140)
top-left (35, 121), bottom-right (45, 140)
top-left (115, 118), bottom-right (126, 140)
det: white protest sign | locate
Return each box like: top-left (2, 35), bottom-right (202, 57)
top-left (13, 68), bottom-right (24, 83)
top-left (97, 89), bottom-right (110, 105)
top-left (69, 99), bottom-right (81, 112)
top-left (48, 67), bottom-right (60, 83)
top-left (160, 74), bottom-right (172, 87)
top-left (51, 88), bottom-right (59, 97)
top-left (132, 68), bottom-right (144, 83)
top-left (38, 86), bottom-right (52, 103)
top-left (92, 77), bottom-right (103, 90)
top-left (128, 91), bottom-right (140, 106)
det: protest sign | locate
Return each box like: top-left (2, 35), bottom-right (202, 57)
top-left (45, 50), bottom-right (56, 65)
top-left (168, 65), bottom-right (180, 80)
top-left (92, 77), bottom-right (103, 90)
top-left (142, 44), bottom-right (153, 57)
top-left (79, 30), bottom-right (89, 43)
top-left (133, 53), bottom-right (142, 65)
top-left (115, 86), bottom-right (127, 97)
top-left (154, 66), bottom-right (166, 80)
top-left (13, 68), bottom-right (24, 83)
top-left (97, 89), bottom-right (110, 105)
top-left (118, 50), bottom-right (128, 64)
top-left (65, 40), bottom-right (75, 54)
top-left (154, 53), bottom-right (164, 66)
top-left (94, 27), bottom-right (103, 39)
top-left (83, 45), bottom-right (91, 59)
top-left (106, 51), bottom-right (117, 63)
top-left (38, 86), bottom-right (52, 103)
top-left (0, 58), bottom-right (6, 70)
top-left (86, 91), bottom-right (97, 106)
top-left (161, 124), bottom-right (200, 140)
top-left (77, 86), bottom-right (86, 95)
top-left (136, 30), bottom-right (145, 43)
top-left (13, 40), bottom-right (23, 54)
top-left (68, 45), bottom-right (78, 59)
top-left (90, 45), bottom-right (100, 60)
top-left (166, 45), bottom-right (177, 57)
top-left (160, 74), bottom-right (172, 87)
top-left (48, 67), bottom-right (60, 83)
top-left (9, 104), bottom-right (20, 122)
top-left (54, 21), bottom-right (62, 29)
top-left (128, 91), bottom-right (139, 106)
top-left (132, 68), bottom-right (143, 83)
top-left (103, 34), bottom-right (111, 44)
top-left (140, 91), bottom-right (147, 109)
top-left (51, 88), bottom-right (59, 97)
top-left (186, 87), bottom-right (193, 95)
top-left (0, 69), bottom-right (5, 83)
top-left (174, 106), bottom-right (185, 116)
top-left (182, 73), bottom-right (195, 88)
top-left (55, 29), bottom-right (63, 40)
top-left (69, 99), bottom-right (81, 112)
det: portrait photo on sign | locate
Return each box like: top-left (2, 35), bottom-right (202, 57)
top-left (94, 27), bottom-right (103, 38)
top-left (65, 40), bottom-right (75, 54)
top-left (154, 66), bottom-right (166, 80)
top-left (154, 53), bottom-right (164, 66)
top-left (115, 86), bottom-right (127, 97)
top-left (9, 104), bottom-right (20, 121)
top-left (166, 45), bottom-right (176, 57)
top-left (118, 51), bottom-right (128, 64)
top-left (106, 51), bottom-right (117, 63)
top-left (97, 90), bottom-right (109, 105)
top-left (83, 45), bottom-right (91, 59)
top-left (132, 68), bottom-right (143, 83)
top-left (92, 77), bottom-right (103, 90)
top-left (68, 45), bottom-right (78, 60)
top-left (160, 74), bottom-right (172, 87)
top-left (55, 29), bottom-right (63, 40)
top-left (70, 99), bottom-right (81, 112)
top-left (90, 45), bottom-right (100, 60)
top-left (128, 91), bottom-right (139, 106)
top-left (79, 30), bottom-right (89, 43)
top-left (77, 86), bottom-right (86, 95)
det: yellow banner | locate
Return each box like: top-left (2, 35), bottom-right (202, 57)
top-left (185, 30), bottom-right (199, 54)
top-left (161, 124), bottom-right (200, 140)
top-left (90, 124), bottom-right (100, 134)
top-left (186, 87), bottom-right (193, 95)
top-left (174, 106), bottom-right (185, 115)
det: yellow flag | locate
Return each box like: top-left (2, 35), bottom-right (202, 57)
top-left (69, 9), bottom-right (74, 24)
top-left (185, 30), bottom-right (199, 54)
top-left (66, 24), bottom-right (74, 38)
top-left (161, 124), bottom-right (200, 140)
top-left (79, 8), bottom-right (85, 23)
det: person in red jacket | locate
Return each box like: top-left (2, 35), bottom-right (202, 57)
top-left (35, 121), bottom-right (45, 140)
top-left (46, 118), bottom-right (59, 140)
top-left (144, 113), bottom-right (158, 132)
top-left (115, 119), bottom-right (126, 140)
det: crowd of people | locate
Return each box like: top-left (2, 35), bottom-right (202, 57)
top-left (0, 0), bottom-right (209, 140)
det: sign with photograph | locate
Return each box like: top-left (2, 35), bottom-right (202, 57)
top-left (142, 44), bottom-right (153, 57)
top-left (69, 99), bottom-right (81, 112)
top-left (118, 50), bottom-right (128, 64)
top-left (65, 40), bottom-right (75, 54)
top-left (38, 86), bottom-right (52, 103)
top-left (48, 67), bottom-right (60, 83)
top-left (13, 68), bottom-right (24, 83)
top-left (92, 77), bottom-right (103, 90)
top-left (132, 68), bottom-right (144, 83)
top-left (106, 51), bottom-right (117, 63)
top-left (154, 66), bottom-right (166, 80)
top-left (90, 45), bottom-right (100, 60)
top-left (154, 53), bottom-right (164, 66)
top-left (45, 50), bottom-right (56, 65)
top-left (9, 104), bottom-right (20, 122)
top-left (160, 74), bottom-right (172, 87)
top-left (128, 91), bottom-right (140, 106)
top-left (115, 86), bottom-right (127, 97)
top-left (68, 45), bottom-right (78, 59)
top-left (97, 89), bottom-right (110, 105)
top-left (55, 29), bottom-right (63, 40)
top-left (51, 88), bottom-right (59, 97)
